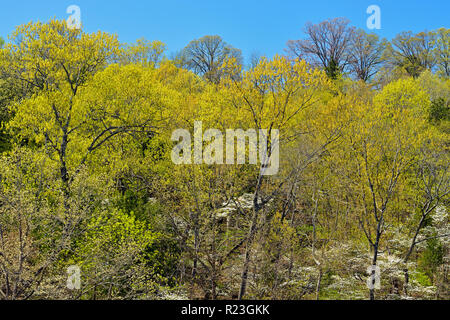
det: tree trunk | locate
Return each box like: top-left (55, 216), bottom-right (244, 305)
top-left (238, 207), bottom-right (258, 300)
top-left (316, 269), bottom-right (322, 300)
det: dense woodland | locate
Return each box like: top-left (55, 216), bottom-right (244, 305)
top-left (0, 18), bottom-right (448, 300)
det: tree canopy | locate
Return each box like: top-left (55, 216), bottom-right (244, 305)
top-left (0, 18), bottom-right (448, 301)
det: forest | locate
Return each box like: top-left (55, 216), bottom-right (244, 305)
top-left (0, 17), bottom-right (448, 300)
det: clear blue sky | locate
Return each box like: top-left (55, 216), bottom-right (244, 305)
top-left (1, 0), bottom-right (448, 65)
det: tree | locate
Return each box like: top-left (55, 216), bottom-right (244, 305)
top-left (286, 18), bottom-right (355, 78)
top-left (2, 16), bottom-right (450, 301)
top-left (181, 35), bottom-right (242, 83)
top-left (348, 30), bottom-right (385, 82)
top-left (71, 209), bottom-right (164, 299)
top-left (0, 77), bottom-right (14, 152)
top-left (4, 21), bottom-right (180, 203)
top-left (1, 22), bottom-right (183, 300)
top-left (222, 56), bottom-right (338, 299)
top-left (0, 149), bottom-right (99, 299)
top-left (121, 38), bottom-right (166, 67)
top-left (429, 97), bottom-right (450, 123)
top-left (433, 28), bottom-right (450, 77)
top-left (2, 20), bottom-right (119, 201)
top-left (354, 78), bottom-right (432, 299)
top-left (387, 31), bottom-right (436, 78)
top-left (249, 52), bottom-right (262, 69)
top-left (0, 34), bottom-right (35, 153)
top-left (403, 147), bottom-right (449, 295)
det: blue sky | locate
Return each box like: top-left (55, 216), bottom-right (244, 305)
top-left (0, 0), bottom-right (448, 65)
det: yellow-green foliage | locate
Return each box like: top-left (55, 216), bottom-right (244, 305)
top-left (0, 20), bottom-right (448, 301)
